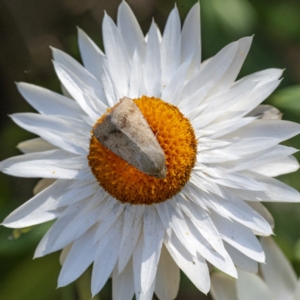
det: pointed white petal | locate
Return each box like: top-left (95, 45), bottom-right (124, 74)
top-left (128, 51), bottom-right (145, 98)
top-left (2, 179), bottom-right (70, 228)
top-left (34, 201), bottom-right (88, 257)
top-left (144, 21), bottom-right (161, 97)
top-left (247, 104), bottom-right (282, 120)
top-left (141, 206), bottom-right (164, 293)
top-left (117, 1), bottom-right (146, 60)
top-left (0, 150), bottom-right (85, 179)
top-left (181, 2), bottom-right (201, 71)
top-left (91, 220), bottom-right (122, 297)
top-left (250, 155), bottom-right (299, 177)
top-left (53, 61), bottom-right (106, 121)
top-left (211, 213), bottom-right (265, 262)
top-left (161, 6), bottom-right (181, 86)
top-left (155, 244), bottom-right (180, 300)
top-left (183, 39), bottom-right (239, 102)
top-left (224, 242), bottom-right (258, 273)
top-left (161, 57), bottom-right (192, 105)
top-left (52, 202), bottom-right (104, 252)
top-left (164, 233), bottom-right (210, 294)
top-left (52, 47), bottom-right (108, 107)
top-left (224, 119), bottom-right (300, 142)
top-left (78, 28), bottom-right (105, 82)
top-left (118, 206), bottom-right (144, 273)
top-left (102, 13), bottom-right (130, 98)
top-left (246, 202), bottom-right (274, 231)
top-left (94, 203), bottom-right (124, 242)
top-left (133, 233), bottom-right (156, 300)
top-left (17, 82), bottom-right (83, 117)
top-left (11, 113), bottom-right (89, 155)
top-left (211, 36), bottom-right (253, 94)
top-left (176, 194), bottom-right (227, 258)
top-left (58, 225), bottom-right (98, 287)
top-left (238, 171), bottom-right (300, 202)
top-left (113, 258), bottom-right (135, 300)
top-left (260, 237), bottom-right (298, 300)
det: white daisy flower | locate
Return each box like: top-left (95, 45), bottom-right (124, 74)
top-left (1, 1), bottom-right (300, 299)
top-left (211, 237), bottom-right (300, 300)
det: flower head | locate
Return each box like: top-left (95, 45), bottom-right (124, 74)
top-left (1, 1), bottom-right (300, 299)
top-left (211, 237), bottom-right (300, 300)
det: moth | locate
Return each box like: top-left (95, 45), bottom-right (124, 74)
top-left (93, 97), bottom-right (166, 178)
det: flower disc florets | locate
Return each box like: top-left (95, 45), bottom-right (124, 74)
top-left (88, 96), bottom-right (197, 204)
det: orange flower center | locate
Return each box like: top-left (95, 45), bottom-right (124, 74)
top-left (88, 96), bottom-right (197, 205)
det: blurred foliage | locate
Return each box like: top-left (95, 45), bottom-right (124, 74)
top-left (1, 0), bottom-right (300, 299)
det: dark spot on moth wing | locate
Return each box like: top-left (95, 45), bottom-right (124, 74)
top-left (93, 97), bottom-right (167, 178)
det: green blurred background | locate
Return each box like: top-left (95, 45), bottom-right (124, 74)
top-left (1, 0), bottom-right (300, 299)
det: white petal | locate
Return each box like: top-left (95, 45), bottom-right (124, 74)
top-left (118, 205), bottom-right (144, 273)
top-left (141, 206), bottom-right (164, 293)
top-left (236, 269), bottom-right (276, 300)
top-left (211, 273), bottom-right (238, 300)
top-left (181, 2), bottom-right (201, 72)
top-left (247, 104), bottom-right (282, 120)
top-left (211, 212), bottom-right (265, 262)
top-left (53, 61), bottom-right (106, 121)
top-left (17, 138), bottom-right (56, 154)
top-left (91, 220), bottom-right (122, 297)
top-left (235, 68), bottom-right (283, 86)
top-left (246, 202), bottom-right (274, 231)
top-left (250, 155), bottom-right (299, 177)
top-left (260, 237), bottom-right (298, 300)
top-left (161, 202), bottom-right (197, 256)
top-left (78, 28), bottom-right (105, 82)
top-left (58, 225), bottom-right (98, 287)
top-left (161, 6), bottom-right (181, 86)
top-left (94, 203), bottom-right (124, 242)
top-left (229, 82), bottom-right (283, 121)
top-left (183, 213), bottom-right (237, 278)
top-left (102, 13), bottom-right (130, 98)
top-left (117, 1), bottom-right (146, 60)
top-left (176, 194), bottom-right (226, 258)
top-left (34, 201), bottom-right (88, 257)
top-left (17, 82), bottom-right (83, 117)
top-left (0, 150), bottom-right (85, 179)
top-left (133, 233), bottom-right (156, 300)
top-left (154, 244), bottom-right (180, 300)
top-left (226, 146), bottom-right (298, 173)
top-left (128, 51), bottom-right (145, 98)
top-left (238, 171), bottom-right (300, 202)
top-left (205, 189), bottom-right (272, 235)
top-left (161, 57), bottom-right (192, 105)
top-left (223, 119), bottom-right (300, 142)
top-left (52, 47), bottom-right (108, 107)
top-left (144, 21), bottom-right (162, 97)
top-left (182, 39), bottom-right (239, 102)
top-left (224, 242), bottom-right (258, 273)
top-left (11, 113), bottom-right (89, 155)
top-left (2, 179), bottom-right (74, 228)
top-left (164, 233), bottom-right (210, 294)
top-left (113, 258), bottom-right (135, 300)
top-left (211, 36), bottom-right (253, 94)
top-left (51, 201), bottom-right (104, 252)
